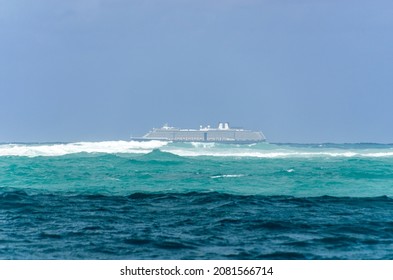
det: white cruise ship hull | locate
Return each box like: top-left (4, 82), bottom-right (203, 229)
top-left (135, 123), bottom-right (266, 144)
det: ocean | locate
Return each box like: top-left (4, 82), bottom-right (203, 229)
top-left (1, 141), bottom-right (393, 259)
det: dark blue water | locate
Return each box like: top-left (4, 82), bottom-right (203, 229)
top-left (1, 191), bottom-right (393, 259)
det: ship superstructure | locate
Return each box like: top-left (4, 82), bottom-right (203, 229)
top-left (140, 122), bottom-right (266, 143)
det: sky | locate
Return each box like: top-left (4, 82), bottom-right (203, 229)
top-left (1, 0), bottom-right (393, 143)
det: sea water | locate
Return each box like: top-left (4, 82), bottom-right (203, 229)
top-left (1, 141), bottom-right (393, 259)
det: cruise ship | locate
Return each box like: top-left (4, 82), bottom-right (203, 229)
top-left (137, 122), bottom-right (266, 144)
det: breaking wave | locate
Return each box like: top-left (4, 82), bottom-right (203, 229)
top-left (0, 140), bottom-right (168, 157)
top-left (1, 141), bottom-right (393, 158)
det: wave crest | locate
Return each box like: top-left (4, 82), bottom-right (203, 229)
top-left (0, 140), bottom-right (168, 157)
top-left (1, 141), bottom-right (393, 158)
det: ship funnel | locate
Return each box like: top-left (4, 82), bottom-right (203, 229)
top-left (218, 122), bottom-right (230, 130)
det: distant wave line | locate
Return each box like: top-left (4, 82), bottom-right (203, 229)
top-left (1, 140), bottom-right (393, 158)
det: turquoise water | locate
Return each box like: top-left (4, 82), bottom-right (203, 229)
top-left (1, 141), bottom-right (393, 259)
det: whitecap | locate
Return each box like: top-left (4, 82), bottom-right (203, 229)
top-left (0, 140), bottom-right (169, 157)
top-left (210, 174), bottom-right (245, 178)
top-left (190, 142), bottom-right (215, 149)
top-left (3, 140), bottom-right (393, 159)
top-left (362, 152), bottom-right (393, 157)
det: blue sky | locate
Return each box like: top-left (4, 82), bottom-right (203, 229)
top-left (1, 0), bottom-right (392, 143)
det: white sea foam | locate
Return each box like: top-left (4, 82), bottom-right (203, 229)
top-left (2, 141), bottom-right (393, 158)
top-left (210, 174), bottom-right (245, 178)
top-left (0, 140), bottom-right (168, 157)
top-left (161, 148), bottom-right (393, 158)
top-left (190, 142), bottom-right (215, 149)
top-left (362, 152), bottom-right (393, 157)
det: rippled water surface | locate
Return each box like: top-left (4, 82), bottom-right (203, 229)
top-left (1, 141), bottom-right (393, 259)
